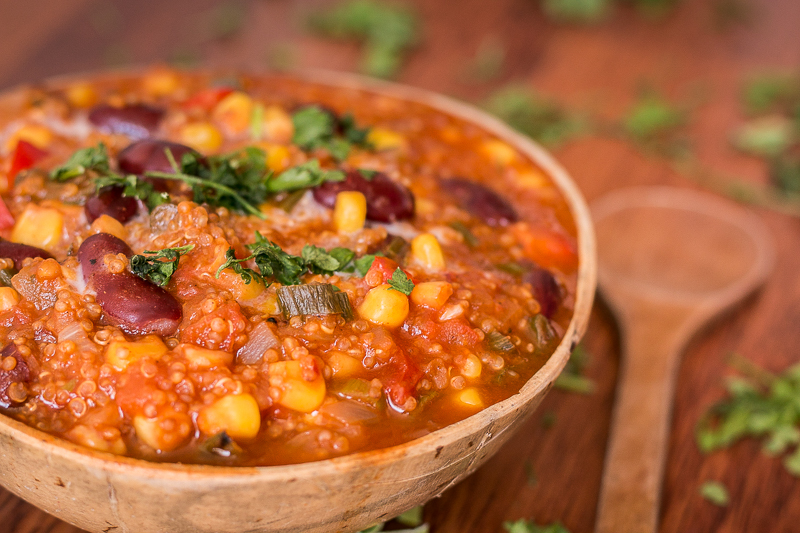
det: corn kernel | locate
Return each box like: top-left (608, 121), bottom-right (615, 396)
top-left (410, 281), bottom-right (453, 309)
top-left (179, 344), bottom-right (233, 370)
top-left (367, 127), bottom-right (407, 151)
top-left (259, 292), bottom-right (281, 315)
top-left (105, 335), bottom-right (168, 371)
top-left (411, 233), bottom-right (445, 271)
top-left (358, 284), bottom-right (409, 328)
top-left (483, 139), bottom-right (517, 165)
top-left (461, 354), bottom-right (483, 379)
top-left (334, 191), bottom-right (367, 233)
top-left (11, 204), bottom-right (63, 251)
top-left (89, 214), bottom-right (127, 240)
top-left (133, 410), bottom-right (191, 452)
top-left (457, 388), bottom-right (484, 408)
top-left (516, 169), bottom-right (550, 189)
top-left (415, 198), bottom-right (436, 216)
top-left (6, 124), bottom-right (53, 151)
top-left (65, 82), bottom-right (98, 108)
top-left (0, 287), bottom-right (20, 312)
top-left (212, 91), bottom-right (253, 135)
top-left (198, 393), bottom-right (262, 439)
top-left (66, 425), bottom-right (127, 455)
top-left (262, 105), bottom-right (294, 143)
top-left (265, 144), bottom-right (291, 172)
top-left (142, 67), bottom-right (180, 97)
top-left (328, 352), bottom-right (362, 377)
top-left (269, 360), bottom-right (327, 413)
top-left (180, 122), bottom-right (223, 153)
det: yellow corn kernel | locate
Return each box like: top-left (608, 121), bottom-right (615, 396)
top-left (327, 352), bottom-right (362, 377)
top-left (179, 344), bottom-right (234, 370)
top-left (133, 410), bottom-right (192, 452)
top-left (212, 91), bottom-right (254, 135)
top-left (415, 197), bottom-right (436, 216)
top-left (483, 139), bottom-right (517, 165)
top-left (457, 388), bottom-right (484, 408)
top-left (179, 122), bottom-right (223, 152)
top-left (410, 281), bottom-right (453, 309)
top-left (411, 233), bottom-right (445, 271)
top-left (258, 291), bottom-right (281, 315)
top-left (461, 354), bottom-right (482, 380)
top-left (265, 144), bottom-right (291, 172)
top-left (516, 168), bottom-right (550, 189)
top-left (6, 124), bottom-right (53, 151)
top-left (269, 360), bottom-right (327, 413)
top-left (198, 393), bottom-right (262, 439)
top-left (65, 81), bottom-right (98, 108)
top-left (358, 284), bottom-right (410, 328)
top-left (367, 127), bottom-right (407, 151)
top-left (11, 204), bottom-right (63, 251)
top-left (0, 287), bottom-right (20, 312)
top-left (104, 335), bottom-right (168, 371)
top-left (66, 425), bottom-right (127, 455)
top-left (89, 214), bottom-right (127, 240)
top-left (142, 67), bottom-right (180, 97)
top-left (262, 105), bottom-right (294, 143)
top-left (334, 191), bottom-right (367, 233)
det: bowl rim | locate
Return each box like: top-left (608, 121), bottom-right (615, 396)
top-left (0, 67), bottom-right (597, 481)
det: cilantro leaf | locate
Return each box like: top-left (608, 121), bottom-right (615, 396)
top-left (355, 254), bottom-right (377, 276)
top-left (50, 143), bottom-right (111, 181)
top-left (130, 245), bottom-right (194, 286)
top-left (387, 267), bottom-right (414, 295)
top-left (291, 105), bottom-right (372, 161)
top-left (95, 174), bottom-right (170, 210)
top-left (699, 481), bottom-right (729, 507)
top-left (216, 247), bottom-right (265, 285)
top-left (267, 160), bottom-right (345, 193)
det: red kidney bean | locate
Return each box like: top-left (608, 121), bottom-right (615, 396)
top-left (441, 178), bottom-right (518, 227)
top-left (0, 343), bottom-right (31, 408)
top-left (88, 104), bottom-right (164, 139)
top-left (0, 238), bottom-right (53, 269)
top-left (84, 186), bottom-right (139, 224)
top-left (117, 139), bottom-right (199, 175)
top-left (522, 265), bottom-right (561, 318)
top-left (78, 233), bottom-right (181, 336)
top-left (313, 170), bottom-right (414, 222)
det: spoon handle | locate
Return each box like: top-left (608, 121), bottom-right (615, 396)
top-left (595, 302), bottom-right (691, 533)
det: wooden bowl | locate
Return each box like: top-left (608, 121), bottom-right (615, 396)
top-left (0, 70), bottom-right (596, 533)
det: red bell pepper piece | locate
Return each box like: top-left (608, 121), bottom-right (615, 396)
top-left (182, 87), bottom-right (234, 112)
top-left (0, 196), bottom-right (14, 230)
top-left (9, 140), bottom-right (48, 181)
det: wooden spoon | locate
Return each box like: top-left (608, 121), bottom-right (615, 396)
top-left (591, 187), bottom-right (774, 533)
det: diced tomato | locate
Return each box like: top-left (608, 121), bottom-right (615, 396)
top-left (364, 256), bottom-right (415, 287)
top-left (182, 87), bottom-right (235, 112)
top-left (0, 196), bottom-right (13, 230)
top-left (180, 300), bottom-right (248, 352)
top-left (513, 224), bottom-right (578, 272)
top-left (383, 349), bottom-right (421, 410)
top-left (9, 140), bottom-right (48, 181)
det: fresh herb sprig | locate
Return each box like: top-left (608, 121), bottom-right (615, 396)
top-left (51, 143), bottom-right (112, 181)
top-left (387, 267), bottom-right (414, 295)
top-left (292, 106), bottom-right (371, 161)
top-left (216, 232), bottom-right (360, 286)
top-left (130, 245), bottom-right (194, 286)
top-left (699, 481), bottom-right (730, 507)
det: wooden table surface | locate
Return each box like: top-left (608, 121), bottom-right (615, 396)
top-left (0, 0), bottom-right (798, 532)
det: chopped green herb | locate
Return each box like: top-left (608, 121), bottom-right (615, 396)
top-left (267, 159), bottom-right (345, 192)
top-left (291, 106), bottom-right (371, 161)
top-left (496, 262), bottom-right (528, 276)
top-left (623, 92), bottom-right (685, 145)
top-left (250, 102), bottom-right (265, 140)
top-left (541, 0), bottom-right (610, 24)
top-left (742, 72), bottom-right (800, 115)
top-left (486, 330), bottom-right (518, 354)
top-left (503, 518), bottom-right (571, 533)
top-left (308, 0), bottom-right (420, 79)
top-left (358, 168), bottom-right (379, 180)
top-left (484, 85), bottom-right (585, 146)
top-left (275, 189), bottom-right (307, 213)
top-left (387, 267), bottom-right (414, 295)
top-left (696, 354), bottom-right (800, 476)
top-left (541, 410), bottom-right (557, 429)
top-left (355, 254), bottom-right (377, 276)
top-left (95, 174), bottom-right (170, 210)
top-left (524, 460), bottom-right (538, 487)
top-left (278, 283), bottom-right (353, 319)
top-left (50, 143), bottom-right (111, 181)
top-left (302, 244), bottom-right (356, 274)
top-left (464, 36), bottom-right (505, 82)
top-left (380, 235), bottom-right (409, 263)
top-left (396, 506), bottom-right (424, 527)
top-left (731, 116), bottom-right (794, 157)
top-left (554, 344), bottom-right (595, 394)
top-left (699, 481), bottom-right (730, 507)
top-left (130, 245), bottom-right (194, 287)
top-left (449, 221), bottom-right (479, 248)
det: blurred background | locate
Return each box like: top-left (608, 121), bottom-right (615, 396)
top-left (3, 1), bottom-right (800, 532)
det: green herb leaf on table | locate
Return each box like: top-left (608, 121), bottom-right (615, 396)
top-left (541, 0), bottom-right (610, 24)
top-left (503, 518), bottom-right (572, 533)
top-left (699, 481), bottom-right (730, 507)
top-left (731, 116), bottom-right (795, 157)
top-left (484, 85), bottom-right (585, 146)
top-left (463, 36), bottom-right (506, 82)
top-left (742, 72), bottom-right (800, 115)
top-left (396, 505), bottom-right (424, 527)
top-left (554, 344), bottom-right (595, 394)
top-left (623, 91), bottom-right (686, 153)
top-left (130, 245), bottom-right (194, 286)
top-left (388, 267), bottom-right (414, 295)
top-left (308, 0), bottom-right (420, 79)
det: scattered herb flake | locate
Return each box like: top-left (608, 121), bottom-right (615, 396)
top-left (541, 0), bottom-right (610, 24)
top-left (291, 106), bottom-right (371, 161)
top-left (731, 116), bottom-right (794, 157)
top-left (50, 143), bottom-right (111, 181)
top-left (524, 460), bottom-right (538, 487)
top-left (396, 506), bottom-right (424, 527)
top-left (742, 72), bottom-right (800, 115)
top-left (387, 267), bottom-right (414, 295)
top-left (699, 481), bottom-right (730, 507)
top-left (268, 159), bottom-right (345, 192)
top-left (554, 344), bottom-right (595, 394)
top-left (623, 92), bottom-right (685, 145)
top-left (504, 518), bottom-right (571, 533)
top-left (355, 254), bottom-right (377, 276)
top-left (130, 245), bottom-right (194, 287)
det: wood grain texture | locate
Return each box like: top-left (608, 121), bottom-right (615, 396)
top-left (0, 0), bottom-right (798, 531)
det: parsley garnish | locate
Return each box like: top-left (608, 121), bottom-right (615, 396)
top-left (95, 174), bottom-right (170, 210)
top-left (387, 267), bottom-right (414, 295)
top-left (699, 481), bottom-right (730, 507)
top-left (291, 106), bottom-right (371, 161)
top-left (216, 233), bottom-right (359, 286)
top-left (130, 245), bottom-right (194, 286)
top-left (696, 354), bottom-right (800, 476)
top-left (354, 254), bottom-right (377, 276)
top-left (50, 143), bottom-right (111, 181)
top-left (266, 159), bottom-right (345, 192)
